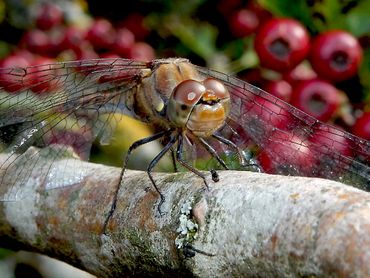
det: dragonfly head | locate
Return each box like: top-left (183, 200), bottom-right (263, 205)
top-left (167, 78), bottom-right (230, 137)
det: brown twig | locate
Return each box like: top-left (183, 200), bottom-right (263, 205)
top-left (1, 150), bottom-right (370, 277)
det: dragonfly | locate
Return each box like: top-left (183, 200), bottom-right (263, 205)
top-left (0, 57), bottom-right (369, 231)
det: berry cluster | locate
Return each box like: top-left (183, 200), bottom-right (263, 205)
top-left (0, 1), bottom-right (367, 142)
top-left (0, 3), bottom-right (155, 93)
top-left (216, 0), bottom-right (368, 170)
top-left (222, 2), bottom-right (366, 141)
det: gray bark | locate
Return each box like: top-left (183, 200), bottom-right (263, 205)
top-left (0, 149), bottom-right (370, 277)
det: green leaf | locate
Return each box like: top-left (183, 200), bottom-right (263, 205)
top-left (226, 38), bottom-right (259, 73)
top-left (260, 0), bottom-right (370, 35)
top-left (0, 0), bottom-right (5, 24)
top-left (259, 0), bottom-right (315, 32)
top-left (147, 13), bottom-right (218, 61)
top-left (0, 41), bottom-right (12, 59)
top-left (359, 48), bottom-right (370, 100)
top-left (0, 248), bottom-right (13, 259)
top-left (311, 0), bottom-right (344, 31)
top-left (346, 1), bottom-right (370, 37)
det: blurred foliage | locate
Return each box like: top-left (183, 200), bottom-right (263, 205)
top-left (91, 115), bottom-right (172, 171)
top-left (147, 13), bottom-right (218, 61)
top-left (0, 248), bottom-right (13, 259)
top-left (260, 0), bottom-right (370, 36)
top-left (0, 0), bottom-right (4, 23)
top-left (361, 48), bottom-right (370, 101)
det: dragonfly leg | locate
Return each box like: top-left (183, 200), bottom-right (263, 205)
top-left (210, 169), bottom-right (219, 182)
top-left (182, 243), bottom-right (216, 258)
top-left (147, 132), bottom-right (178, 215)
top-left (171, 148), bottom-right (179, 172)
top-left (198, 137), bottom-right (229, 170)
top-left (212, 134), bottom-right (262, 171)
top-left (176, 134), bottom-right (209, 189)
top-left (212, 134), bottom-right (247, 166)
top-left (102, 129), bottom-right (170, 234)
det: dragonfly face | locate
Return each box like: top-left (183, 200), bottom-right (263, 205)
top-left (167, 78), bottom-right (230, 137)
top-left (0, 58), bottom-right (369, 204)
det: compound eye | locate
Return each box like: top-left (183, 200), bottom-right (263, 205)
top-left (172, 80), bottom-right (206, 106)
top-left (203, 78), bottom-right (229, 99)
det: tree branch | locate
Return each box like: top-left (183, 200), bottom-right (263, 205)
top-left (1, 148), bottom-right (370, 277)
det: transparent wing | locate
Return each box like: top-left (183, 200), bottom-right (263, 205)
top-left (0, 58), bottom-right (150, 201)
top-left (1, 58), bottom-right (369, 202)
top-left (195, 65), bottom-right (370, 190)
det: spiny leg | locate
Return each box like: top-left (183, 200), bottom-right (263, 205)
top-left (176, 133), bottom-right (209, 189)
top-left (198, 137), bottom-right (229, 170)
top-left (223, 121), bottom-right (239, 137)
top-left (147, 132), bottom-right (178, 214)
top-left (171, 148), bottom-right (179, 172)
top-left (182, 243), bottom-right (216, 258)
top-left (212, 134), bottom-right (248, 166)
top-left (102, 129), bottom-right (170, 234)
top-left (212, 134), bottom-right (262, 171)
top-left (217, 119), bottom-right (261, 168)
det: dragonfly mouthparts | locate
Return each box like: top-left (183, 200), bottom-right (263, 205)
top-left (201, 91), bottom-right (219, 103)
top-left (198, 97), bottom-right (220, 106)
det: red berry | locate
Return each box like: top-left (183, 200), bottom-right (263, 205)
top-left (238, 68), bottom-right (264, 84)
top-left (228, 9), bottom-right (259, 38)
top-left (308, 124), bottom-right (356, 178)
top-left (99, 53), bottom-right (121, 59)
top-left (46, 131), bottom-right (90, 160)
top-left (290, 79), bottom-right (340, 122)
top-left (26, 57), bottom-right (58, 94)
top-left (21, 29), bottom-right (51, 55)
top-left (47, 27), bottom-right (70, 57)
top-left (113, 28), bottom-right (135, 57)
top-left (60, 26), bottom-right (87, 52)
top-left (87, 19), bottom-right (116, 50)
top-left (0, 55), bottom-right (31, 92)
top-left (72, 45), bottom-right (99, 74)
top-left (310, 30), bottom-right (363, 82)
top-left (282, 62), bottom-right (317, 85)
top-left (264, 80), bottom-right (292, 102)
top-left (74, 45), bottom-right (99, 60)
top-left (244, 95), bottom-right (293, 131)
top-left (254, 18), bottom-right (310, 71)
top-left (217, 0), bottom-right (242, 16)
top-left (12, 50), bottom-right (34, 64)
top-left (258, 131), bottom-right (315, 175)
top-left (247, 1), bottom-right (272, 24)
top-left (309, 125), bottom-right (352, 157)
top-left (35, 3), bottom-right (63, 30)
top-left (120, 13), bottom-right (149, 40)
top-left (128, 42), bottom-right (155, 61)
top-left (352, 112), bottom-right (370, 140)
